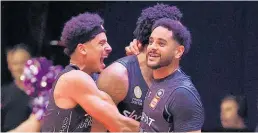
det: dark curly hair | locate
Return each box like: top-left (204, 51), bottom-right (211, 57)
top-left (60, 12), bottom-right (105, 56)
top-left (152, 18), bottom-right (191, 55)
top-left (133, 3), bottom-right (183, 47)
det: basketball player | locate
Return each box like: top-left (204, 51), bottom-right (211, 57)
top-left (140, 18), bottom-right (204, 132)
top-left (41, 12), bottom-right (139, 132)
top-left (91, 3), bottom-right (183, 131)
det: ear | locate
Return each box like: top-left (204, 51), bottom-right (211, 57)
top-left (175, 45), bottom-right (185, 59)
top-left (77, 43), bottom-right (87, 55)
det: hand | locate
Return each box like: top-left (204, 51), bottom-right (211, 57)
top-left (125, 39), bottom-right (142, 56)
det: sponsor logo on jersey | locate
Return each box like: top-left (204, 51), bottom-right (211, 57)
top-left (134, 86), bottom-right (142, 99)
top-left (141, 112), bottom-right (155, 126)
top-left (131, 86), bottom-right (143, 106)
top-left (123, 110), bottom-right (141, 121)
top-left (149, 89), bottom-right (164, 110)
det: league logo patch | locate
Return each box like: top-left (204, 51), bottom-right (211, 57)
top-left (149, 89), bottom-right (164, 110)
top-left (134, 86), bottom-right (142, 99)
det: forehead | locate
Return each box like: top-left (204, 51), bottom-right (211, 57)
top-left (221, 99), bottom-right (238, 108)
top-left (150, 26), bottom-right (173, 41)
top-left (7, 49), bottom-right (30, 61)
top-left (92, 32), bottom-right (107, 42)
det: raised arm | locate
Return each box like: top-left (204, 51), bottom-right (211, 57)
top-left (55, 70), bottom-right (139, 132)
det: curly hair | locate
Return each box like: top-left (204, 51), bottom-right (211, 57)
top-left (133, 3), bottom-right (183, 47)
top-left (60, 12), bottom-right (104, 56)
top-left (152, 18), bottom-right (191, 55)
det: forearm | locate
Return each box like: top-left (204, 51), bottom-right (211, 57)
top-left (8, 114), bottom-right (41, 132)
top-left (118, 115), bottom-right (140, 132)
top-left (90, 118), bottom-right (107, 132)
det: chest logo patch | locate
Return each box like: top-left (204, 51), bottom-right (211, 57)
top-left (134, 86), bottom-right (142, 99)
top-left (149, 89), bottom-right (164, 110)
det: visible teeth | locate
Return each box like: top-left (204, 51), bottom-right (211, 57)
top-left (149, 53), bottom-right (159, 57)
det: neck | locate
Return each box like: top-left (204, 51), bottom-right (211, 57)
top-left (153, 60), bottom-right (179, 79)
top-left (137, 52), bottom-right (153, 86)
top-left (70, 56), bottom-right (93, 75)
top-left (14, 79), bottom-right (26, 91)
top-left (235, 118), bottom-right (246, 129)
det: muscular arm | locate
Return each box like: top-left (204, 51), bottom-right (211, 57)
top-left (91, 62), bottom-right (130, 132)
top-left (168, 88), bottom-right (204, 132)
top-left (56, 70), bottom-right (139, 132)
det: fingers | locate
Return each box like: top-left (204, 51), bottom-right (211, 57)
top-left (125, 46), bottom-right (133, 56)
top-left (131, 39), bottom-right (140, 54)
top-left (137, 40), bottom-right (142, 50)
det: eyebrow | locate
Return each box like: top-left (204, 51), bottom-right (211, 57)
top-left (99, 39), bottom-right (107, 43)
top-left (157, 38), bottom-right (167, 43)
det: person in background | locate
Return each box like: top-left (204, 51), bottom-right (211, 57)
top-left (220, 95), bottom-right (251, 131)
top-left (1, 43), bottom-right (32, 131)
top-left (8, 57), bottom-right (63, 132)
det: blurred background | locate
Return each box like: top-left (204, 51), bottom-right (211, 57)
top-left (1, 1), bottom-right (258, 131)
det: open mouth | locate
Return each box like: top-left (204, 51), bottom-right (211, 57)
top-left (148, 52), bottom-right (160, 60)
top-left (100, 56), bottom-right (108, 69)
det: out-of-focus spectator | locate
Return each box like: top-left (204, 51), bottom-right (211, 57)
top-left (1, 43), bottom-right (32, 132)
top-left (7, 57), bottom-right (63, 132)
top-left (219, 95), bottom-right (251, 132)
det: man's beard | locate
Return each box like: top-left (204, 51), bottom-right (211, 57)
top-left (147, 56), bottom-right (173, 70)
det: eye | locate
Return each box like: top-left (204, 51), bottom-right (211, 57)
top-left (149, 39), bottom-right (153, 45)
top-left (159, 42), bottom-right (165, 47)
top-left (99, 41), bottom-right (107, 46)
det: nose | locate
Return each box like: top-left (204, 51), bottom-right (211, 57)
top-left (105, 43), bottom-right (112, 54)
top-left (147, 42), bottom-right (158, 52)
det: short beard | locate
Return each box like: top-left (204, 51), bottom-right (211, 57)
top-left (147, 57), bottom-right (173, 70)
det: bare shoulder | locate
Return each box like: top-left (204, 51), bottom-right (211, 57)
top-left (54, 70), bottom-right (96, 96)
top-left (97, 62), bottom-right (129, 104)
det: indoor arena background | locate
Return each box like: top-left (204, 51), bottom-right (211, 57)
top-left (1, 1), bottom-right (258, 131)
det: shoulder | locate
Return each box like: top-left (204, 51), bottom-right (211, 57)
top-left (97, 62), bottom-right (129, 104)
top-left (98, 62), bottom-right (128, 84)
top-left (59, 70), bottom-right (94, 83)
top-left (168, 87), bottom-right (203, 112)
top-left (55, 70), bottom-right (96, 94)
top-left (1, 82), bottom-right (19, 98)
top-left (172, 87), bottom-right (202, 104)
top-left (115, 55), bottom-right (138, 67)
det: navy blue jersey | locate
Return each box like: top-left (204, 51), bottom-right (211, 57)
top-left (140, 69), bottom-right (204, 132)
top-left (41, 64), bottom-right (96, 132)
top-left (116, 55), bottom-right (149, 121)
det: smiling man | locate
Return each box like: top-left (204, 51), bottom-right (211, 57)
top-left (140, 18), bottom-right (204, 132)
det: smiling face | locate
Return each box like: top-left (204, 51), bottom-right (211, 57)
top-left (146, 26), bottom-right (184, 69)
